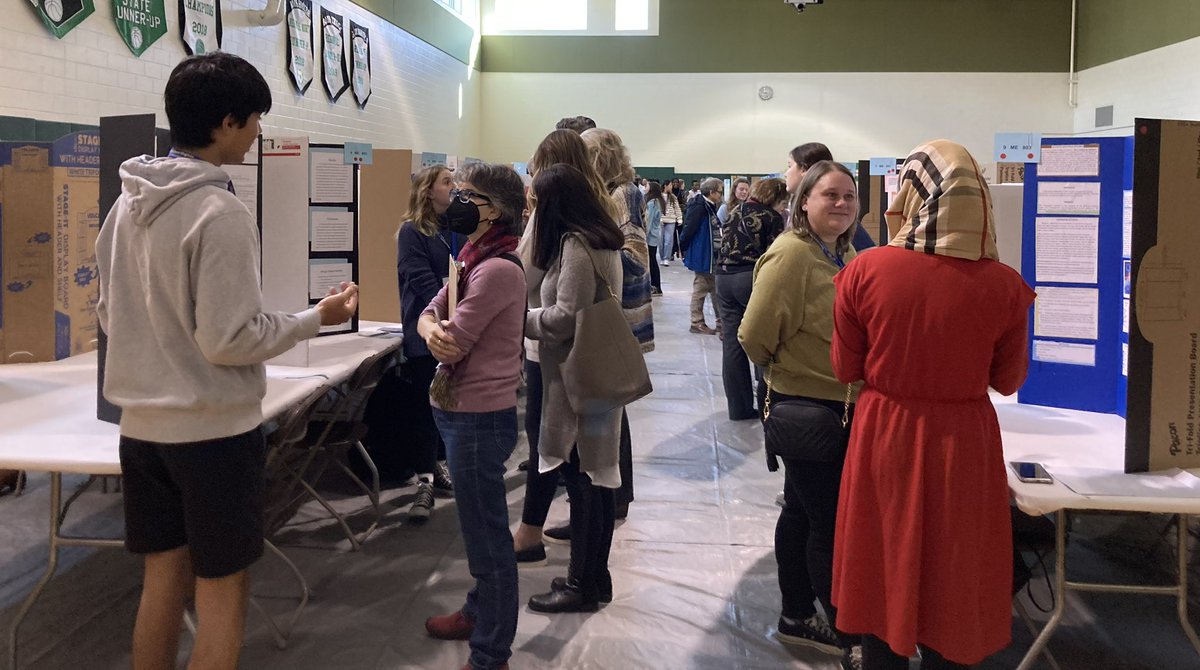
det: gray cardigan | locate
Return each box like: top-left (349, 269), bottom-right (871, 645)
top-left (525, 234), bottom-right (624, 475)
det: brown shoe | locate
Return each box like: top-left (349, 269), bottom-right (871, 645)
top-left (689, 324), bottom-right (715, 335)
top-left (426, 609), bottom-right (474, 640)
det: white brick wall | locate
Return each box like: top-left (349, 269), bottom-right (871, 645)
top-left (1074, 36), bottom-right (1200, 136)
top-left (2, 1), bottom-right (482, 157)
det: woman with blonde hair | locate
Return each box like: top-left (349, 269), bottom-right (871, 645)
top-left (393, 164), bottom-right (458, 521)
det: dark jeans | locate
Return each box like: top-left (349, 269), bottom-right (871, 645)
top-left (862, 635), bottom-right (970, 670)
top-left (521, 360), bottom-right (558, 528)
top-left (777, 456), bottom-right (848, 645)
top-left (561, 448), bottom-right (615, 601)
top-left (433, 407), bottom-right (519, 670)
top-left (647, 245), bottom-right (662, 291)
top-left (715, 270), bottom-right (758, 420)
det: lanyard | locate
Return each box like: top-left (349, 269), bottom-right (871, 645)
top-left (167, 149), bottom-right (237, 195)
top-left (815, 237), bottom-right (844, 269)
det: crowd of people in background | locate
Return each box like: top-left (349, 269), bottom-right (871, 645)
top-left (97, 50), bottom-right (1034, 670)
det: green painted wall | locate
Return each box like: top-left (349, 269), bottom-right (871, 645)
top-left (480, 0), bottom-right (1072, 73)
top-left (350, 0), bottom-right (476, 65)
top-left (1077, 0), bottom-right (1200, 69)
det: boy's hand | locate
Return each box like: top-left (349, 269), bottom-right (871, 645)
top-left (316, 282), bottom-right (359, 325)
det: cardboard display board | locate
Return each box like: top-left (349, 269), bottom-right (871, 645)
top-left (308, 144), bottom-right (359, 336)
top-left (1126, 119), bottom-right (1200, 472)
top-left (1018, 136), bottom-right (1132, 417)
top-left (358, 149), bottom-right (412, 323)
top-left (855, 161), bottom-right (889, 245)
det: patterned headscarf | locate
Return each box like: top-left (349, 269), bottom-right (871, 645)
top-left (886, 140), bottom-right (999, 261)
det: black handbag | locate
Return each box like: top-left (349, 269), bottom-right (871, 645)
top-left (762, 366), bottom-right (852, 472)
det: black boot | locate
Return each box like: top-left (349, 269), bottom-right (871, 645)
top-left (551, 574), bottom-right (612, 603)
top-left (529, 579), bottom-right (599, 613)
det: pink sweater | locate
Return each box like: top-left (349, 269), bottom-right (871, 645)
top-left (422, 256), bottom-right (526, 413)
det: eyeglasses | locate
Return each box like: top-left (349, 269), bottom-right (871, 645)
top-left (450, 188), bottom-right (492, 204)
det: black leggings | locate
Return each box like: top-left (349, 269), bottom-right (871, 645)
top-left (561, 448), bottom-right (615, 601)
top-left (647, 245), bottom-right (662, 291)
top-left (520, 360), bottom-right (559, 527)
top-left (777, 457), bottom-right (844, 641)
top-left (862, 635), bottom-right (970, 670)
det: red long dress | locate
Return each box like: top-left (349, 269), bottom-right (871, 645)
top-left (830, 246), bottom-right (1035, 664)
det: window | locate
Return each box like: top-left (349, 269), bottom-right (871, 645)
top-left (483, 0), bottom-right (657, 36)
top-left (434, 0), bottom-right (462, 13)
top-left (488, 0), bottom-right (587, 32)
top-left (615, 0), bottom-right (648, 31)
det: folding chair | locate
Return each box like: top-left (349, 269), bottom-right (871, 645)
top-left (1013, 508), bottom-right (1062, 670)
top-left (279, 349), bottom-right (397, 551)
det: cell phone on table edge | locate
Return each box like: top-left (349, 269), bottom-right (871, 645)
top-left (1010, 461), bottom-right (1053, 484)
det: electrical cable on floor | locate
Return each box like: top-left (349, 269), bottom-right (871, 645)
top-left (1025, 548), bottom-right (1057, 614)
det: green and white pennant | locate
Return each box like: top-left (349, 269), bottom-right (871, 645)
top-left (179, 0), bottom-right (222, 55)
top-left (112, 0), bottom-right (168, 57)
top-left (27, 0), bottom-right (96, 39)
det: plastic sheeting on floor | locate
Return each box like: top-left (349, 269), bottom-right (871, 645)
top-left (3, 264), bottom-right (1200, 669)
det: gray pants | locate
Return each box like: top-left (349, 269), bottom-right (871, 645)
top-left (690, 272), bottom-right (719, 328)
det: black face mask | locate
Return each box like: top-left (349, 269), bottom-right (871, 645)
top-left (442, 199), bottom-right (482, 236)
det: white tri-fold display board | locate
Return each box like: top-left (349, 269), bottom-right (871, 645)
top-left (260, 137), bottom-right (360, 365)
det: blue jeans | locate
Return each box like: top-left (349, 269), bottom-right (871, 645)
top-left (433, 407), bottom-right (519, 670)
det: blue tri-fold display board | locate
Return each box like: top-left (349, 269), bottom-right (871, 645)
top-left (1018, 136), bottom-right (1133, 415)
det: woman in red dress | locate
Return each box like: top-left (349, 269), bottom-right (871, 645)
top-left (830, 140), bottom-right (1035, 669)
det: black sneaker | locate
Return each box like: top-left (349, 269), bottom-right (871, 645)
top-left (543, 524), bottom-right (571, 545)
top-left (515, 543), bottom-right (547, 568)
top-left (776, 614), bottom-right (840, 655)
top-left (408, 480), bottom-right (435, 524)
top-left (432, 461), bottom-right (454, 498)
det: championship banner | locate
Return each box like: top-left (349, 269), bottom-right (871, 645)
top-left (349, 20), bottom-right (371, 108)
top-left (28, 0), bottom-right (95, 39)
top-left (179, 0), bottom-right (221, 55)
top-left (113, 0), bottom-right (167, 57)
top-left (320, 7), bottom-right (348, 102)
top-left (286, 0), bottom-right (314, 93)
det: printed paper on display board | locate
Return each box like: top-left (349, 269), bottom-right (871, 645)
top-left (1036, 181), bottom-right (1101, 216)
top-left (321, 7), bottom-right (349, 102)
top-left (1033, 286), bottom-right (1099, 341)
top-left (1032, 340), bottom-right (1096, 367)
top-left (1038, 144), bottom-right (1101, 177)
top-left (287, 0), bottom-right (314, 93)
top-left (350, 20), bottom-right (372, 108)
top-left (309, 147), bottom-right (353, 203)
top-left (1034, 217), bottom-right (1098, 284)
top-left (178, 0), bottom-right (221, 55)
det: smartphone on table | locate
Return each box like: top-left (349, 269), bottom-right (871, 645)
top-left (1010, 461), bottom-right (1053, 484)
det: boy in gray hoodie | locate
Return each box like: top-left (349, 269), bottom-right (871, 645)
top-left (95, 52), bottom-right (358, 670)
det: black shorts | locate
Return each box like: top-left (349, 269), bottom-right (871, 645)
top-left (119, 428), bottom-right (266, 579)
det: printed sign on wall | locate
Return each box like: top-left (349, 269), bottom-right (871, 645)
top-left (320, 7), bottom-right (348, 102)
top-left (178, 0), bottom-right (221, 55)
top-left (350, 20), bottom-right (371, 107)
top-left (113, 0), bottom-right (167, 57)
top-left (286, 0), bottom-right (314, 93)
top-left (29, 0), bottom-right (95, 38)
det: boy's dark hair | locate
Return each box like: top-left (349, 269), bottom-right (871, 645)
top-left (790, 142), bottom-right (834, 170)
top-left (531, 163), bottom-right (624, 271)
top-left (165, 52), bottom-right (272, 149)
top-left (555, 115), bottom-right (597, 134)
top-left (455, 162), bottom-right (526, 237)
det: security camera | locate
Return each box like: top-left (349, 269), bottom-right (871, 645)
top-left (784, 0), bottom-right (824, 12)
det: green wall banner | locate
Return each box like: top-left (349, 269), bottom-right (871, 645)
top-left (178, 0), bottom-right (221, 55)
top-left (29, 0), bottom-right (95, 39)
top-left (287, 0), bottom-right (314, 93)
top-left (320, 7), bottom-right (349, 102)
top-left (350, 20), bottom-right (371, 108)
top-left (112, 0), bottom-right (167, 57)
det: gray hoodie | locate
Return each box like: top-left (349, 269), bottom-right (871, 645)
top-left (96, 155), bottom-right (320, 443)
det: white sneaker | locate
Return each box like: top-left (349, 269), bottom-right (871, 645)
top-left (661, 259), bottom-right (671, 266)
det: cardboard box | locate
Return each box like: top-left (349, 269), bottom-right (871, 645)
top-left (1126, 119), bottom-right (1200, 471)
top-left (0, 131), bottom-right (100, 363)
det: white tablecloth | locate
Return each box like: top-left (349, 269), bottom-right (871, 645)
top-left (0, 325), bottom-right (401, 476)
